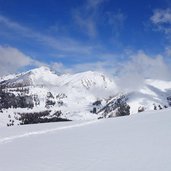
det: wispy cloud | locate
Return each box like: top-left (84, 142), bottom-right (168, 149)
top-left (0, 15), bottom-right (94, 56)
top-left (106, 11), bottom-right (126, 37)
top-left (73, 0), bottom-right (106, 38)
top-left (86, 0), bottom-right (105, 9)
top-left (0, 3), bottom-right (126, 61)
top-left (165, 46), bottom-right (171, 56)
top-left (74, 14), bottom-right (97, 37)
top-left (150, 8), bottom-right (171, 34)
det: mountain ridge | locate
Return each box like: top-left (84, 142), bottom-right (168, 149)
top-left (0, 66), bottom-right (171, 127)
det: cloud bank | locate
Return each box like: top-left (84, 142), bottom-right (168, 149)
top-left (116, 51), bottom-right (170, 91)
top-left (0, 45), bottom-right (43, 76)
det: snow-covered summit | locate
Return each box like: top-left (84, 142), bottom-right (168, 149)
top-left (58, 70), bottom-right (118, 93)
top-left (0, 66), bottom-right (59, 87)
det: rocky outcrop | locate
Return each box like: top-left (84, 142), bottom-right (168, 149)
top-left (95, 95), bottom-right (130, 118)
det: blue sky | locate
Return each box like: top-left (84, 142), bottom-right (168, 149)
top-left (0, 0), bottom-right (171, 78)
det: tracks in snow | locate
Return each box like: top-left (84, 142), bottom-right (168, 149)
top-left (0, 120), bottom-right (99, 144)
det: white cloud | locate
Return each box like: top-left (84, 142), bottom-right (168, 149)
top-left (150, 8), bottom-right (171, 34)
top-left (151, 8), bottom-right (171, 24)
top-left (116, 51), bottom-right (171, 91)
top-left (0, 45), bottom-right (43, 76)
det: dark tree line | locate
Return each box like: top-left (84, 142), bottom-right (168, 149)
top-left (18, 110), bottom-right (70, 125)
top-left (0, 88), bottom-right (34, 110)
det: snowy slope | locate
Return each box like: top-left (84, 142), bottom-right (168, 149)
top-left (127, 79), bottom-right (171, 114)
top-left (0, 108), bottom-right (171, 171)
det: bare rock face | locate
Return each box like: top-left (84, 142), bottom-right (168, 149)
top-left (96, 95), bottom-right (130, 118)
top-left (167, 96), bottom-right (171, 106)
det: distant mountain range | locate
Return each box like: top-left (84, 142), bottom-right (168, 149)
top-left (0, 66), bottom-right (171, 127)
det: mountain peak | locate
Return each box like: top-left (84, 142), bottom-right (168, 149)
top-left (29, 66), bottom-right (52, 74)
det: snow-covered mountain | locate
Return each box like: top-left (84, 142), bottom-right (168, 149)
top-left (0, 66), bottom-right (171, 127)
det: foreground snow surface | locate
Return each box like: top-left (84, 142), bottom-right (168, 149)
top-left (0, 109), bottom-right (171, 171)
